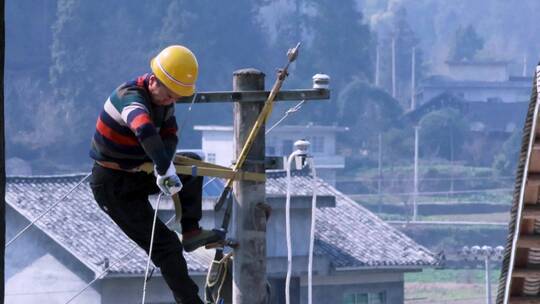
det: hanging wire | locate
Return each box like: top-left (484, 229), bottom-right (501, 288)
top-left (64, 212), bottom-right (177, 304)
top-left (141, 192), bottom-right (164, 304)
top-left (6, 172), bottom-right (92, 248)
top-left (65, 176), bottom-right (216, 304)
top-left (177, 93), bottom-right (197, 136)
top-left (266, 100), bottom-right (306, 135)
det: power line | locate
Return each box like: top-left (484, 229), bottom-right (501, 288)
top-left (349, 188), bottom-right (513, 198)
top-left (265, 100), bottom-right (306, 135)
top-left (6, 173), bottom-right (92, 248)
top-left (64, 214), bottom-right (177, 304)
top-left (336, 176), bottom-right (515, 183)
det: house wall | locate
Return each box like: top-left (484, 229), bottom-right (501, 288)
top-left (6, 207), bottom-right (100, 304)
top-left (100, 274), bottom-right (207, 304)
top-left (266, 129), bottom-right (336, 157)
top-left (447, 64), bottom-right (508, 82)
top-left (196, 126), bottom-right (345, 185)
top-left (300, 271), bottom-right (405, 304)
top-left (422, 85), bottom-right (530, 104)
top-left (200, 130), bottom-right (235, 166)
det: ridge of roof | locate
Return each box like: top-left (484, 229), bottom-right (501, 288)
top-left (6, 172), bottom-right (438, 275)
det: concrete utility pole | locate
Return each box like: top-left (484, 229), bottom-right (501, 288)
top-left (391, 37), bottom-right (396, 98)
top-left (411, 46), bottom-right (416, 110)
top-left (461, 246), bottom-right (504, 304)
top-left (377, 133), bottom-right (382, 214)
top-left (413, 126), bottom-right (419, 221)
top-left (232, 69), bottom-right (267, 303)
top-left (523, 54), bottom-right (528, 77)
top-left (375, 45), bottom-right (380, 86)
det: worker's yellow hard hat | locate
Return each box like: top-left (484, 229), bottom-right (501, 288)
top-left (150, 45), bottom-right (198, 97)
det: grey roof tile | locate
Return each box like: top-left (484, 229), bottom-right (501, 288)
top-left (6, 171), bottom-right (437, 276)
top-left (6, 175), bottom-right (211, 275)
top-left (266, 171), bottom-right (438, 268)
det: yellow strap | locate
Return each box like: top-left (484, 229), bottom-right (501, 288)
top-left (138, 159), bottom-right (266, 182)
top-left (172, 194), bottom-right (182, 225)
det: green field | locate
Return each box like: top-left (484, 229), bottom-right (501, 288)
top-left (405, 269), bottom-right (500, 303)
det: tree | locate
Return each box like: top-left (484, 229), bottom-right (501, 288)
top-left (493, 129), bottom-right (521, 176)
top-left (304, 0), bottom-right (373, 90)
top-left (418, 108), bottom-right (468, 160)
top-left (449, 24), bottom-right (484, 61)
top-left (334, 78), bottom-right (404, 163)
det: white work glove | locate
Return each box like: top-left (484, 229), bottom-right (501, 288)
top-left (155, 162), bottom-right (183, 196)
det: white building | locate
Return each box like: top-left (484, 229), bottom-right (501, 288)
top-left (420, 60), bottom-right (531, 105)
top-left (194, 124), bottom-right (347, 185)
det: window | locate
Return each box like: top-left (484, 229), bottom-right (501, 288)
top-left (343, 292), bottom-right (386, 304)
top-left (207, 152), bottom-right (216, 164)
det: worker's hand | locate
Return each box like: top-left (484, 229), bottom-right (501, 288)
top-left (155, 162), bottom-right (183, 196)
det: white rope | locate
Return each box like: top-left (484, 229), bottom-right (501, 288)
top-left (142, 192), bottom-right (164, 304)
top-left (285, 151), bottom-right (317, 304)
top-left (65, 173), bottom-right (215, 304)
top-left (285, 150), bottom-right (302, 304)
top-left (307, 158), bottom-right (317, 304)
top-left (6, 172), bottom-right (92, 248)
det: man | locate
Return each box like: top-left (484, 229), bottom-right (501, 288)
top-left (89, 45), bottom-right (219, 303)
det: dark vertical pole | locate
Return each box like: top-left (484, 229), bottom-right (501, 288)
top-left (1, 0), bottom-right (5, 302)
top-left (232, 69), bottom-right (267, 304)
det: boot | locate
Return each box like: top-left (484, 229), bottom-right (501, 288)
top-left (182, 228), bottom-right (225, 252)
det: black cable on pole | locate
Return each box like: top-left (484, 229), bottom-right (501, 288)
top-left (1, 0), bottom-right (6, 302)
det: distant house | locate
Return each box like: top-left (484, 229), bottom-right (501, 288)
top-left (411, 60), bottom-right (530, 162)
top-left (419, 60), bottom-right (531, 105)
top-left (6, 173), bottom-right (437, 304)
top-left (194, 124), bottom-right (347, 186)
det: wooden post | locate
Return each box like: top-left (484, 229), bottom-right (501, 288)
top-left (232, 69), bottom-right (267, 303)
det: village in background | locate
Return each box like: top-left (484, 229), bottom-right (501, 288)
top-left (6, 1), bottom-right (540, 303)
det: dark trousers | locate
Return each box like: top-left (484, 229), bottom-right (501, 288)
top-left (90, 157), bottom-right (204, 304)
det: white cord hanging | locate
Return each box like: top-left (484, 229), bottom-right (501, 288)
top-left (141, 192), bottom-right (164, 304)
top-left (307, 158), bottom-right (317, 304)
top-left (285, 141), bottom-right (317, 304)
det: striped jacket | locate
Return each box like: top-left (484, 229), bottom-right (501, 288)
top-left (90, 74), bottom-right (178, 175)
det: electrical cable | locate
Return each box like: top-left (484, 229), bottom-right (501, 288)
top-left (350, 188), bottom-right (513, 198)
top-left (65, 173), bottom-right (214, 304)
top-left (141, 192), bottom-right (164, 304)
top-left (64, 212), bottom-right (177, 304)
top-left (6, 172), bottom-right (92, 248)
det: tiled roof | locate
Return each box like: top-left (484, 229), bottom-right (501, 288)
top-left (6, 172), bottom-right (437, 276)
top-left (266, 171), bottom-right (438, 268)
top-left (6, 174), bottom-right (212, 275)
